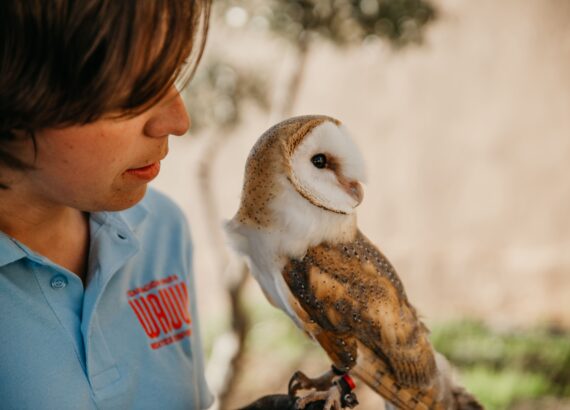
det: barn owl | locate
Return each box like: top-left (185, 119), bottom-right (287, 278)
top-left (225, 115), bottom-right (481, 410)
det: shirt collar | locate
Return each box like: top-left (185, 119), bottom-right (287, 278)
top-left (89, 199), bottom-right (149, 236)
top-left (0, 231), bottom-right (28, 267)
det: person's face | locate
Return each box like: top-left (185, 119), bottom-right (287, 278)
top-left (13, 86), bottom-right (190, 211)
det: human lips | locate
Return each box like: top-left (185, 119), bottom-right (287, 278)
top-left (125, 161), bottom-right (161, 181)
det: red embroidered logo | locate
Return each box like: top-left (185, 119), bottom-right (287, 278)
top-left (127, 275), bottom-right (192, 350)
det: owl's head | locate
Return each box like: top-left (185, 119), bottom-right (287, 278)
top-left (283, 117), bottom-right (366, 215)
top-left (235, 115), bottom-right (366, 229)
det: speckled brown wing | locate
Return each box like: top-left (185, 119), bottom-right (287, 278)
top-left (283, 230), bottom-right (438, 395)
top-left (350, 343), bottom-right (451, 410)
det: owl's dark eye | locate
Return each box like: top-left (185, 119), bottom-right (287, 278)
top-left (311, 153), bottom-right (327, 169)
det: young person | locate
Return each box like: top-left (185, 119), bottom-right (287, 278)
top-left (0, 1), bottom-right (213, 408)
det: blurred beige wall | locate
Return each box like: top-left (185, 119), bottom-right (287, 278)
top-left (152, 0), bottom-right (570, 328)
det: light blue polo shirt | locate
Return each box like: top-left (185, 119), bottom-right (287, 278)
top-left (0, 188), bottom-right (213, 409)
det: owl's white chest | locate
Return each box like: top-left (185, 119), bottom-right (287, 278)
top-left (224, 222), bottom-right (302, 326)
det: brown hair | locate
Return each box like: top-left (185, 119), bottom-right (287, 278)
top-left (0, 0), bottom-right (211, 178)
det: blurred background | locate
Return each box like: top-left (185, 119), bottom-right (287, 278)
top-left (152, 0), bottom-right (570, 408)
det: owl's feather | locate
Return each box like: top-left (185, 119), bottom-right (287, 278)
top-left (283, 231), bottom-right (436, 388)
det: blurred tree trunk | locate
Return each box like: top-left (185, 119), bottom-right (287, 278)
top-left (271, 39), bottom-right (310, 122)
top-left (197, 131), bottom-right (250, 410)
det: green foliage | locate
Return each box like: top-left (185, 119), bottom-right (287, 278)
top-left (219, 0), bottom-right (436, 47)
top-left (431, 320), bottom-right (570, 409)
top-left (266, 0), bottom-right (436, 46)
top-left (461, 367), bottom-right (550, 409)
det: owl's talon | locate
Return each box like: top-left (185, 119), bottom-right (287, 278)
top-left (324, 387), bottom-right (343, 410)
top-left (295, 385), bottom-right (342, 410)
top-left (292, 373), bottom-right (358, 409)
top-left (288, 369), bottom-right (336, 395)
top-left (288, 371), bottom-right (311, 395)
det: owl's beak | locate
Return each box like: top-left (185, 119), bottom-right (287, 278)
top-left (340, 178), bottom-right (364, 206)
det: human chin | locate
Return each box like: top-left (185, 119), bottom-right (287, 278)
top-left (91, 184), bottom-right (148, 212)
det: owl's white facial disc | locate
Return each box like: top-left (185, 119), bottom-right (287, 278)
top-left (289, 121), bottom-right (367, 214)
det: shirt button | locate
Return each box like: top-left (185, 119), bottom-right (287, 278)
top-left (50, 275), bottom-right (68, 289)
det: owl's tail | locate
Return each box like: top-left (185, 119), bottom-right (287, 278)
top-left (351, 344), bottom-right (483, 410)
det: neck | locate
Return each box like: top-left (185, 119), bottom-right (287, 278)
top-left (0, 189), bottom-right (90, 283)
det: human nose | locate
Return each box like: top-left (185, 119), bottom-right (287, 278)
top-left (143, 88), bottom-right (190, 138)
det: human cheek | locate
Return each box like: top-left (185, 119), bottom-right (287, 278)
top-left (49, 141), bottom-right (127, 191)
